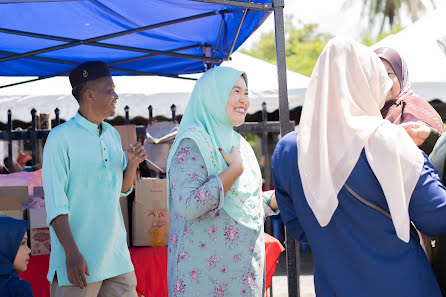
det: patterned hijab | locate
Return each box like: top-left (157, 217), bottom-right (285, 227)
top-left (376, 47), bottom-right (444, 134)
top-left (298, 38), bottom-right (424, 243)
top-left (166, 67), bottom-right (264, 231)
top-left (374, 47), bottom-right (414, 100)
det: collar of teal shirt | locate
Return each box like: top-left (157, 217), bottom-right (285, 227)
top-left (74, 112), bottom-right (108, 134)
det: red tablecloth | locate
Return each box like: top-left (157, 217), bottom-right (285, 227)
top-left (19, 233), bottom-right (284, 297)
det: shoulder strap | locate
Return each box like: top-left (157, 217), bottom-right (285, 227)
top-left (344, 184), bottom-right (418, 238)
top-left (344, 184), bottom-right (392, 219)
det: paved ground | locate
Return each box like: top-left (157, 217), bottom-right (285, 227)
top-left (269, 275), bottom-right (315, 297)
top-left (268, 246), bottom-right (315, 297)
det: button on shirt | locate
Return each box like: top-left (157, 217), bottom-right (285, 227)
top-left (43, 113), bottom-right (134, 286)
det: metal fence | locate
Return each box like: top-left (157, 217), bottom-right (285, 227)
top-left (0, 103), bottom-right (294, 173)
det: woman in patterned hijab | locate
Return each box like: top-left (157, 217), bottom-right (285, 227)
top-left (375, 47), bottom-right (443, 154)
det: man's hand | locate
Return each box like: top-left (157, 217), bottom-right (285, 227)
top-left (66, 250), bottom-right (90, 289)
top-left (400, 122), bottom-right (431, 146)
top-left (122, 143), bottom-right (146, 193)
top-left (51, 215), bottom-right (89, 289)
top-left (127, 143), bottom-right (147, 168)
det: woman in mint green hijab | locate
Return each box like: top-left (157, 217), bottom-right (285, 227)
top-left (166, 66), bottom-right (278, 297)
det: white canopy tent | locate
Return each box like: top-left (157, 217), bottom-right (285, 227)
top-left (371, 2), bottom-right (446, 101)
top-left (0, 52), bottom-right (309, 123)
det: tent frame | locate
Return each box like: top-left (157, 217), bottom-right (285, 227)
top-left (0, 3), bottom-right (269, 87)
top-left (0, 0), bottom-right (299, 295)
top-left (0, 10), bottom-right (225, 63)
top-left (0, 9), bottom-right (229, 88)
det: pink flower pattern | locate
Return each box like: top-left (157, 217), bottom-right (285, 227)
top-left (242, 272), bottom-right (256, 287)
top-left (233, 254), bottom-right (242, 262)
top-left (213, 282), bottom-right (228, 297)
top-left (208, 226), bottom-right (216, 234)
top-left (188, 173), bottom-right (199, 179)
top-left (207, 256), bottom-right (218, 268)
top-left (167, 139), bottom-right (265, 297)
top-left (177, 251), bottom-right (188, 263)
top-left (174, 280), bottom-right (186, 296)
top-left (171, 234), bottom-right (178, 247)
top-left (189, 269), bottom-right (201, 284)
top-left (224, 226), bottom-right (240, 242)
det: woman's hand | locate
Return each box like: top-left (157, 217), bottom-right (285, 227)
top-left (269, 192), bottom-right (278, 211)
top-left (219, 146), bottom-right (244, 176)
top-left (219, 146), bottom-right (244, 195)
top-left (400, 122), bottom-right (431, 146)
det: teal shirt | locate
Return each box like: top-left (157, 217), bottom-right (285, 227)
top-left (42, 113), bottom-right (134, 286)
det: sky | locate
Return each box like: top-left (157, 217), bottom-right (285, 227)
top-left (241, 0), bottom-right (440, 50)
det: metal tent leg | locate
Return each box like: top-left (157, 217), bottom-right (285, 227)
top-left (273, 0), bottom-right (300, 296)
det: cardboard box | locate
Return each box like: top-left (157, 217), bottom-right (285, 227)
top-left (29, 186), bottom-right (45, 209)
top-left (28, 207), bottom-right (51, 256)
top-left (0, 186), bottom-right (29, 207)
top-left (132, 178), bottom-right (170, 247)
top-left (33, 186), bottom-right (44, 199)
top-left (0, 196), bottom-right (23, 220)
top-left (120, 196), bottom-right (130, 246)
top-left (143, 122), bottom-right (178, 172)
top-left (114, 125), bottom-right (137, 152)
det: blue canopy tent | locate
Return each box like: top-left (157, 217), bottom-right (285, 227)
top-left (0, 0), bottom-right (299, 296)
top-left (0, 0), bottom-right (272, 83)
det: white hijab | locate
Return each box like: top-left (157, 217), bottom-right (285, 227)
top-left (298, 38), bottom-right (424, 243)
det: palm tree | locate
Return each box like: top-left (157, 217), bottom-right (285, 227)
top-left (347, 0), bottom-right (438, 33)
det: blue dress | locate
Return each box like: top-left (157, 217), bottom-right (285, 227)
top-left (167, 138), bottom-right (274, 297)
top-left (272, 131), bottom-right (446, 297)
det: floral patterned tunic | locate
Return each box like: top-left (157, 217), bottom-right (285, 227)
top-left (167, 138), bottom-right (271, 297)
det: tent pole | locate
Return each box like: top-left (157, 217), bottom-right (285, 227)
top-left (80, 43), bottom-right (223, 63)
top-left (0, 44), bottom-right (202, 69)
top-left (0, 10), bottom-right (226, 64)
top-left (273, 1), bottom-right (290, 131)
top-left (0, 0), bottom-right (83, 3)
top-left (227, 1), bottom-right (249, 59)
top-left (0, 77), bottom-right (52, 89)
top-left (0, 69), bottom-right (196, 89)
top-left (210, 13), bottom-right (226, 68)
top-left (107, 45), bottom-right (205, 65)
top-left (104, 67), bottom-right (199, 78)
top-left (0, 45), bottom-right (202, 89)
top-left (191, 0), bottom-right (272, 11)
top-left (273, 0), bottom-right (300, 297)
top-left (0, 41), bottom-right (223, 64)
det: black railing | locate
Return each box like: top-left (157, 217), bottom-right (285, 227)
top-left (0, 104), bottom-right (294, 173)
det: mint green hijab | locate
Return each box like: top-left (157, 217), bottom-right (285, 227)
top-left (166, 66), bottom-right (264, 231)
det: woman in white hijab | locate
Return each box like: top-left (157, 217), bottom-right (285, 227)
top-left (272, 37), bottom-right (446, 297)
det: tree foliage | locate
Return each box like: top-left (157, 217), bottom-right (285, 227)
top-left (243, 20), bottom-right (406, 77)
top-left (242, 23), bottom-right (332, 77)
top-left (361, 23), bottom-right (404, 46)
top-left (357, 0), bottom-right (434, 33)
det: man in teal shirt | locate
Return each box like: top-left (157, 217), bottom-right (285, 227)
top-left (43, 61), bottom-right (147, 297)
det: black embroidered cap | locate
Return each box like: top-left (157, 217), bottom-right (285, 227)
top-left (69, 61), bottom-right (111, 88)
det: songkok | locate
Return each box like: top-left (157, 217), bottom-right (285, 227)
top-left (69, 61), bottom-right (111, 89)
